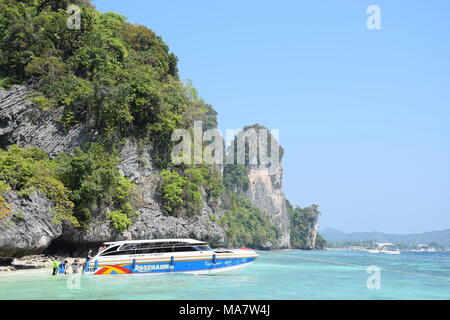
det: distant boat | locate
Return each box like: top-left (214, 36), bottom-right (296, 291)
top-left (411, 245), bottom-right (437, 253)
top-left (367, 243), bottom-right (400, 254)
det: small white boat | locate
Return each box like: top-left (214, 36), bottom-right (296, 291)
top-left (83, 239), bottom-right (258, 275)
top-left (379, 243), bottom-right (400, 254)
top-left (382, 248), bottom-right (401, 255)
top-left (367, 243), bottom-right (401, 254)
top-left (411, 245), bottom-right (437, 253)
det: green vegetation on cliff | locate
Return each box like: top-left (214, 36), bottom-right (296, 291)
top-left (0, 0), bottom-right (323, 249)
top-left (0, 0), bottom-right (216, 168)
top-left (0, 144), bottom-right (137, 231)
top-left (220, 192), bottom-right (280, 248)
top-left (160, 166), bottom-right (223, 216)
top-left (0, 145), bottom-right (75, 224)
top-left (54, 143), bottom-right (138, 229)
top-left (287, 200), bottom-right (326, 249)
top-left (220, 162), bottom-right (280, 248)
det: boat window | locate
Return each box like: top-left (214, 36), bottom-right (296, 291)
top-left (99, 245), bottom-right (119, 256)
top-left (119, 244), bottom-right (137, 251)
top-left (174, 246), bottom-right (197, 252)
top-left (101, 249), bottom-right (136, 256)
top-left (135, 247), bottom-right (175, 254)
top-left (136, 242), bottom-right (187, 250)
top-left (155, 247), bottom-right (175, 253)
top-left (194, 246), bottom-right (212, 251)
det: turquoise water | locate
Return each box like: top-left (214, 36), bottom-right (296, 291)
top-left (0, 250), bottom-right (449, 299)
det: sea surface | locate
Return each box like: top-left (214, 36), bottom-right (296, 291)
top-left (0, 250), bottom-right (449, 300)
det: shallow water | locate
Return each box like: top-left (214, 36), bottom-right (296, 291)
top-left (0, 250), bottom-right (449, 299)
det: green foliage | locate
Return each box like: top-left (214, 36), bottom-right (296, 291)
top-left (55, 143), bottom-right (138, 228)
top-left (198, 166), bottom-right (224, 199)
top-left (287, 200), bottom-right (325, 249)
top-left (0, 145), bottom-right (75, 224)
top-left (0, 179), bottom-right (10, 197)
top-left (220, 192), bottom-right (279, 248)
top-left (0, 144), bottom-right (137, 228)
top-left (27, 92), bottom-right (58, 111)
top-left (182, 79), bottom-right (218, 130)
top-left (0, 179), bottom-right (12, 220)
top-left (160, 165), bottom-right (223, 216)
top-left (0, 0), bottom-right (217, 168)
top-left (315, 234), bottom-right (327, 249)
top-left (160, 170), bottom-right (185, 214)
top-left (160, 168), bottom-right (202, 216)
top-left (105, 210), bottom-right (131, 232)
top-left (223, 164), bottom-right (249, 192)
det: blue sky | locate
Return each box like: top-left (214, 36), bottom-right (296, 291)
top-left (93, 0), bottom-right (450, 234)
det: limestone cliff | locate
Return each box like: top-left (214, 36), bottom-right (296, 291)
top-left (245, 164), bottom-right (290, 248)
top-left (0, 85), bottom-right (226, 256)
top-left (0, 85), bottom-right (98, 155)
top-left (0, 191), bottom-right (62, 257)
top-left (0, 85), bottom-right (320, 256)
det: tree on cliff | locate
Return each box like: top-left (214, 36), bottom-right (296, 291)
top-left (287, 200), bottom-right (326, 249)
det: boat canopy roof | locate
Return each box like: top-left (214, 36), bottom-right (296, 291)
top-left (376, 242), bottom-right (394, 247)
top-left (103, 239), bottom-right (207, 246)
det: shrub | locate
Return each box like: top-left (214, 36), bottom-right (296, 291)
top-left (106, 210), bottom-right (131, 232)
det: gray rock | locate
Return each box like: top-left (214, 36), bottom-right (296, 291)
top-left (0, 84), bottom-right (293, 255)
top-left (0, 191), bottom-right (62, 257)
top-left (131, 206), bottom-right (226, 246)
top-left (58, 138), bottom-right (226, 251)
top-left (246, 164), bottom-right (291, 248)
top-left (0, 85), bottom-right (98, 156)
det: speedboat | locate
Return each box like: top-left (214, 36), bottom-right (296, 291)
top-left (381, 247), bottom-right (401, 255)
top-left (367, 243), bottom-right (400, 254)
top-left (83, 239), bottom-right (258, 275)
top-left (378, 243), bottom-right (401, 254)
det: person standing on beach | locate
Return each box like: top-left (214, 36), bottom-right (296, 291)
top-left (71, 259), bottom-right (81, 273)
top-left (87, 249), bottom-right (93, 261)
top-left (51, 260), bottom-right (59, 276)
top-left (83, 249), bottom-right (94, 272)
top-left (58, 260), bottom-right (68, 274)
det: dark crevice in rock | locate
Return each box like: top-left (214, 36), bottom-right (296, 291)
top-left (43, 238), bottom-right (102, 258)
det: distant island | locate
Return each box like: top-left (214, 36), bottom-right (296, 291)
top-left (321, 228), bottom-right (450, 250)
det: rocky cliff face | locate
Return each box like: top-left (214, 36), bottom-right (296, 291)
top-left (0, 85), bottom-right (226, 257)
top-left (0, 191), bottom-right (62, 257)
top-left (246, 164), bottom-right (290, 248)
top-left (0, 85), bottom-right (300, 256)
top-left (304, 211), bottom-right (320, 249)
top-left (0, 85), bottom-right (98, 155)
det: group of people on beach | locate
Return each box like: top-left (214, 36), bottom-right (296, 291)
top-left (51, 249), bottom-right (95, 276)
